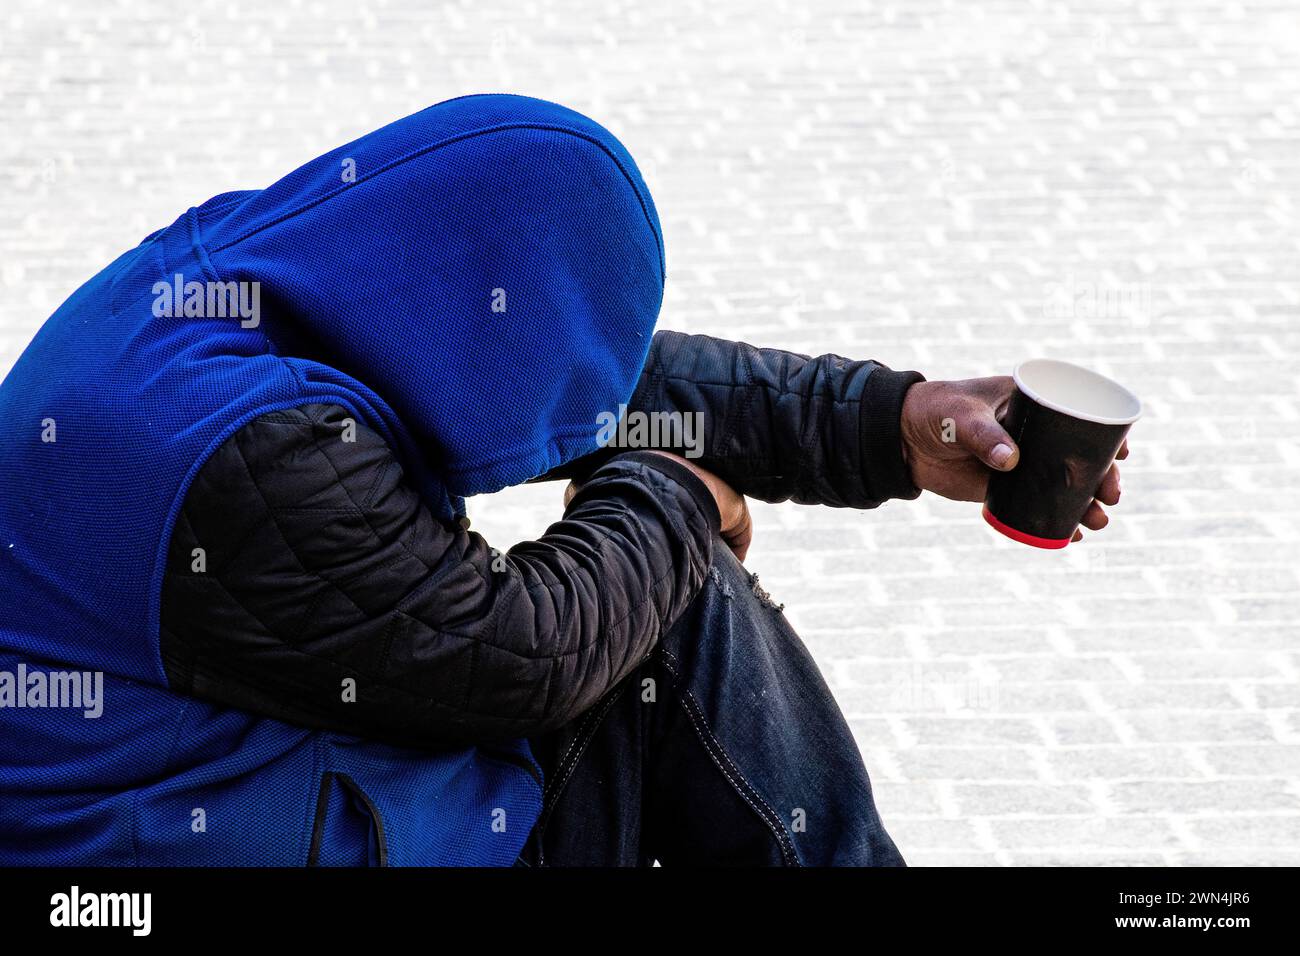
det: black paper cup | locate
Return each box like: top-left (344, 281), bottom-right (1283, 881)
top-left (983, 359), bottom-right (1141, 549)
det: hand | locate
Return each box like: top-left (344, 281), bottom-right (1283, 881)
top-left (564, 451), bottom-right (753, 561)
top-left (900, 377), bottom-right (1127, 542)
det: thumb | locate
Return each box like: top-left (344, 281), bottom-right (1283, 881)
top-left (961, 406), bottom-right (1019, 471)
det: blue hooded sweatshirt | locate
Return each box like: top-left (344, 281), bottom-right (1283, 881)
top-left (0, 93), bottom-right (664, 865)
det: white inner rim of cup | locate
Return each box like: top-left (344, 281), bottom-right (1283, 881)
top-left (1013, 359), bottom-right (1143, 425)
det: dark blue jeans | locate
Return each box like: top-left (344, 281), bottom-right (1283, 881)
top-left (520, 545), bottom-right (904, 866)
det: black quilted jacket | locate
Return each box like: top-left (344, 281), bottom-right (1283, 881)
top-left (161, 331), bottom-right (924, 746)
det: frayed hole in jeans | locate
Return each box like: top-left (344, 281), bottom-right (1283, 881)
top-left (748, 573), bottom-right (784, 612)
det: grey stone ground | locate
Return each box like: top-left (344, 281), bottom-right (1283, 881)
top-left (1, 0), bottom-right (1297, 865)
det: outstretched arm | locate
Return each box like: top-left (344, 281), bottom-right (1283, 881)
top-left (546, 330), bottom-right (926, 509)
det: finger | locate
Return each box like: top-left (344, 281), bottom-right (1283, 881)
top-left (1116, 439), bottom-right (1129, 461)
top-left (1072, 528), bottom-right (1084, 543)
top-left (1096, 462), bottom-right (1121, 506)
top-left (959, 403), bottom-right (1020, 471)
top-left (725, 523), bottom-right (751, 563)
top-left (723, 501), bottom-right (753, 563)
top-left (563, 480), bottom-right (581, 508)
top-left (1080, 499), bottom-right (1109, 531)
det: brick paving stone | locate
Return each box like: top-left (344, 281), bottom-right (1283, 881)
top-left (2, 0), bottom-right (1295, 865)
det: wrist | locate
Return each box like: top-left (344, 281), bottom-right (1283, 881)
top-left (899, 379), bottom-right (930, 490)
top-left (862, 365), bottom-right (927, 502)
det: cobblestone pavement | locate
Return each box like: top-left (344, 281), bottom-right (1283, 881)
top-left (2, 0), bottom-right (1297, 865)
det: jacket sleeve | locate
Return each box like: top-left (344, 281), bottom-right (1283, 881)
top-left (541, 330), bottom-right (927, 508)
top-left (160, 403), bottom-right (719, 748)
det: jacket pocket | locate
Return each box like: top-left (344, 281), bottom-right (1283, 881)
top-left (307, 772), bottom-right (388, 867)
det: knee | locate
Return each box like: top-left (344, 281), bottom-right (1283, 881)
top-left (706, 544), bottom-right (786, 613)
top-left (659, 541), bottom-right (790, 670)
top-left (657, 540), bottom-right (816, 729)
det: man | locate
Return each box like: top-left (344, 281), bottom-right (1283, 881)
top-left (0, 94), bottom-right (1122, 866)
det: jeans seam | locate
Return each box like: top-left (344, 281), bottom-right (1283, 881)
top-left (659, 648), bottom-right (802, 866)
top-left (550, 694), bottom-right (614, 800)
top-left (533, 682), bottom-right (630, 865)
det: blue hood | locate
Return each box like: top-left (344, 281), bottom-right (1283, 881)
top-left (202, 92), bottom-right (665, 499)
top-left (0, 94), bottom-right (662, 865)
